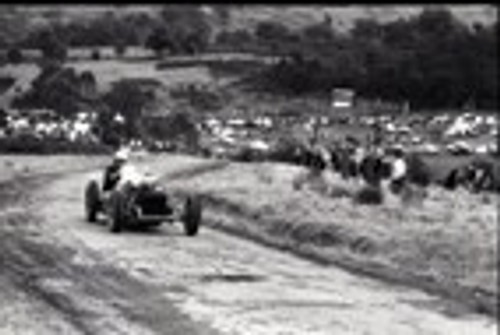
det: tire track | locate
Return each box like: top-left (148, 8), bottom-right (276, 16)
top-left (0, 172), bottom-right (220, 335)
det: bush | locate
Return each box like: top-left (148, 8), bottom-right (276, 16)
top-left (91, 49), bottom-right (101, 61)
top-left (354, 185), bottom-right (384, 205)
top-left (0, 77), bottom-right (15, 95)
top-left (266, 137), bottom-right (307, 164)
top-left (0, 136), bottom-right (111, 154)
top-left (232, 147), bottom-right (266, 162)
top-left (114, 43), bottom-right (127, 57)
top-left (6, 48), bottom-right (24, 64)
top-left (406, 153), bottom-right (432, 187)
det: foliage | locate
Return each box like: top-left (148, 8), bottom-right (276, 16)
top-left (354, 185), bottom-right (384, 205)
top-left (142, 111), bottom-right (200, 151)
top-left (266, 136), bottom-right (308, 165)
top-left (214, 29), bottom-right (255, 52)
top-left (26, 29), bottom-right (68, 62)
top-left (90, 49), bottom-right (101, 61)
top-left (250, 8), bottom-right (497, 110)
top-left (19, 11), bottom-right (151, 48)
top-left (254, 20), bottom-right (298, 55)
top-left (0, 108), bottom-right (7, 128)
top-left (144, 26), bottom-right (171, 55)
top-left (405, 153), bottom-right (432, 187)
top-left (11, 64), bottom-right (97, 117)
top-left (6, 47), bottom-right (23, 64)
top-left (145, 5), bottom-right (212, 55)
top-left (4, 6), bottom-right (498, 111)
top-left (0, 76), bottom-right (15, 95)
top-left (170, 85), bottom-right (224, 112)
top-left (101, 79), bottom-right (152, 139)
top-left (0, 134), bottom-right (110, 154)
top-left (114, 41), bottom-right (127, 57)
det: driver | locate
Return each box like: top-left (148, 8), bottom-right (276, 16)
top-left (103, 149), bottom-right (129, 192)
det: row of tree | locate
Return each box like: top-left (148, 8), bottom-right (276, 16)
top-left (10, 62), bottom-right (197, 147)
top-left (233, 9), bottom-right (497, 110)
top-left (4, 7), bottom-right (497, 110)
top-left (11, 6), bottom-right (212, 57)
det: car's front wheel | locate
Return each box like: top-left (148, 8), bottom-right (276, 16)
top-left (109, 191), bottom-right (127, 233)
top-left (182, 196), bottom-right (202, 236)
top-left (85, 181), bottom-right (100, 223)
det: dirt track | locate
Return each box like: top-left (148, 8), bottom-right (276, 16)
top-left (0, 169), bottom-right (497, 335)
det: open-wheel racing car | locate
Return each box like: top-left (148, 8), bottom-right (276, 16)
top-left (84, 166), bottom-right (202, 235)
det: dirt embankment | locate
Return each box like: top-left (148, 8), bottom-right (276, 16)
top-left (161, 160), bottom-right (498, 318)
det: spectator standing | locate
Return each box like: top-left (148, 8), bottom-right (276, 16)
top-left (389, 147), bottom-right (408, 194)
top-left (359, 146), bottom-right (385, 188)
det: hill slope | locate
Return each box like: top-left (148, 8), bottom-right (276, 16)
top-left (0, 4), bottom-right (496, 44)
top-left (223, 5), bottom-right (497, 32)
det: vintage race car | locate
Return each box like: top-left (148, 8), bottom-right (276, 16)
top-left (84, 165), bottom-right (201, 235)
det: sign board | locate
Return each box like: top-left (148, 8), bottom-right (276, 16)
top-left (332, 88), bottom-right (355, 108)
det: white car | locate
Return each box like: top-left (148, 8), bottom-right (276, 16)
top-left (248, 139), bottom-right (270, 152)
top-left (446, 141), bottom-right (472, 155)
top-left (410, 136), bottom-right (423, 144)
top-left (475, 144), bottom-right (489, 154)
top-left (418, 143), bottom-right (440, 154)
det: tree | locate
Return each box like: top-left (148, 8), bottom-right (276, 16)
top-left (213, 5), bottom-right (231, 27)
top-left (114, 41), bottom-right (127, 57)
top-left (38, 30), bottom-right (67, 62)
top-left (145, 26), bottom-right (172, 56)
top-left (91, 49), bottom-right (101, 61)
top-left (215, 29), bottom-right (254, 51)
top-left (0, 109), bottom-right (7, 128)
top-left (11, 65), bottom-right (97, 117)
top-left (79, 70), bottom-right (98, 100)
top-left (255, 21), bottom-right (295, 54)
top-left (6, 47), bottom-right (23, 64)
top-left (351, 18), bottom-right (383, 41)
top-left (255, 21), bottom-right (291, 42)
top-left (144, 111), bottom-right (199, 151)
top-left (102, 80), bottom-right (151, 139)
top-left (158, 5), bottom-right (212, 55)
top-left (301, 21), bottom-right (336, 44)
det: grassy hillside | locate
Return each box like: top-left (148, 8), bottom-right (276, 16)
top-left (0, 4), bottom-right (496, 44)
top-left (225, 5), bottom-right (498, 32)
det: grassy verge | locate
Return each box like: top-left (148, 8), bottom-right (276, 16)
top-left (0, 155), bottom-right (111, 183)
top-left (162, 160), bottom-right (498, 317)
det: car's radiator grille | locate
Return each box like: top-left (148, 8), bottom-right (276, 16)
top-left (135, 193), bottom-right (171, 215)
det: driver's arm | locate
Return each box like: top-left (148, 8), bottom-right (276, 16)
top-left (103, 165), bottom-right (121, 191)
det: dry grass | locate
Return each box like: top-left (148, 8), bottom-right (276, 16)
top-left (162, 159), bottom-right (498, 307)
top-left (0, 155), bottom-right (111, 183)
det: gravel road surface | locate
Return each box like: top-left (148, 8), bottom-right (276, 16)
top-left (0, 168), bottom-right (496, 335)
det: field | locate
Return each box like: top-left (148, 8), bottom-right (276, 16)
top-left (69, 60), bottom-right (214, 92)
top-left (160, 157), bottom-right (498, 315)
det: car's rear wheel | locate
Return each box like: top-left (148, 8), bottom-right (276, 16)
top-left (182, 196), bottom-right (202, 236)
top-left (85, 181), bottom-right (100, 223)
